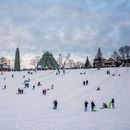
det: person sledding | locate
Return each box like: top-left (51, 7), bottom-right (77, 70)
top-left (100, 103), bottom-right (108, 109)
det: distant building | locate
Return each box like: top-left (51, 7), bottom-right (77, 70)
top-left (14, 48), bottom-right (20, 71)
top-left (37, 51), bottom-right (59, 70)
top-left (0, 57), bottom-right (10, 71)
top-left (105, 57), bottom-right (121, 67)
top-left (0, 64), bottom-right (10, 71)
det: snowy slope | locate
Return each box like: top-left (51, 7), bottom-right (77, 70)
top-left (0, 67), bottom-right (130, 130)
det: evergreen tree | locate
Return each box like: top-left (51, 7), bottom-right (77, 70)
top-left (96, 48), bottom-right (102, 60)
top-left (95, 48), bottom-right (103, 68)
top-left (84, 56), bottom-right (91, 68)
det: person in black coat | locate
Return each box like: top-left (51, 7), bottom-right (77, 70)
top-left (84, 101), bottom-right (88, 111)
top-left (83, 81), bottom-right (85, 86)
top-left (91, 101), bottom-right (96, 111)
top-left (33, 85), bottom-right (35, 90)
top-left (111, 98), bottom-right (115, 109)
top-left (86, 80), bottom-right (88, 85)
top-left (53, 100), bottom-right (58, 110)
top-left (96, 87), bottom-right (100, 91)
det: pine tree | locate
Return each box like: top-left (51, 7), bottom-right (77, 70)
top-left (84, 56), bottom-right (91, 68)
top-left (96, 48), bottom-right (102, 60)
top-left (95, 48), bottom-right (103, 68)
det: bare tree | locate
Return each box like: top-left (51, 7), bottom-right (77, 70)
top-left (30, 56), bottom-right (40, 69)
top-left (57, 54), bottom-right (63, 67)
top-left (0, 57), bottom-right (7, 64)
top-left (66, 59), bottom-right (75, 68)
top-left (111, 51), bottom-right (121, 61)
top-left (119, 46), bottom-right (125, 59)
top-left (75, 61), bottom-right (84, 68)
top-left (63, 53), bottom-right (71, 67)
top-left (57, 53), bottom-right (71, 68)
top-left (124, 45), bottom-right (130, 60)
top-left (119, 45), bottom-right (130, 65)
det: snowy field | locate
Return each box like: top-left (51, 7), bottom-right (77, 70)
top-left (0, 67), bottom-right (130, 130)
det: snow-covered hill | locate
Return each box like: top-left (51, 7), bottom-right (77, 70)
top-left (0, 67), bottom-right (130, 130)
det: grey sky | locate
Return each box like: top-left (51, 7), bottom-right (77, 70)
top-left (0, 0), bottom-right (130, 67)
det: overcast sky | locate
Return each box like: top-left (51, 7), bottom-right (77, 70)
top-left (0, 0), bottom-right (130, 67)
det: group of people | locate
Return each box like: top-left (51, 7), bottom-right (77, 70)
top-left (18, 88), bottom-right (24, 94)
top-left (24, 79), bottom-right (30, 88)
top-left (56, 67), bottom-right (65, 75)
top-left (84, 101), bottom-right (96, 112)
top-left (1, 71), bottom-right (115, 113)
top-left (84, 98), bottom-right (115, 112)
top-left (42, 84), bottom-right (54, 95)
top-left (83, 80), bottom-right (88, 86)
top-left (80, 72), bottom-right (86, 75)
top-left (52, 98), bottom-right (115, 111)
top-left (100, 98), bottom-right (115, 109)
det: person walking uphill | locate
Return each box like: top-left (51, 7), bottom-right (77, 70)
top-left (84, 101), bottom-right (88, 111)
top-left (53, 100), bottom-right (58, 110)
top-left (91, 101), bottom-right (96, 112)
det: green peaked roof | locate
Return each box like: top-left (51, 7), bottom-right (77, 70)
top-left (37, 51), bottom-right (59, 69)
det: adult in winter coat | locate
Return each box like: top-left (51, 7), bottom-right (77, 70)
top-left (91, 101), bottom-right (96, 111)
top-left (33, 85), bottom-right (35, 90)
top-left (83, 81), bottom-right (85, 86)
top-left (84, 101), bottom-right (88, 111)
top-left (111, 98), bottom-right (115, 109)
top-left (86, 80), bottom-right (88, 85)
top-left (53, 100), bottom-right (58, 110)
top-left (42, 89), bottom-right (47, 95)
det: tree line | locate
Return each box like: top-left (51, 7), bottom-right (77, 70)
top-left (85, 45), bottom-right (130, 68)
